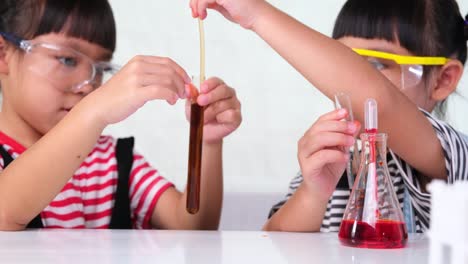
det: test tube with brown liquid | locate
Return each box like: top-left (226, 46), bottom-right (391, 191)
top-left (186, 82), bottom-right (204, 214)
top-left (186, 19), bottom-right (206, 214)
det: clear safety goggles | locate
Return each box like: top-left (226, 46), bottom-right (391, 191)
top-left (353, 48), bottom-right (449, 90)
top-left (0, 32), bottom-right (120, 92)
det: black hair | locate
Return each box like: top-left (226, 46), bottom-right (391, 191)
top-left (332, 0), bottom-right (468, 118)
top-left (0, 0), bottom-right (116, 52)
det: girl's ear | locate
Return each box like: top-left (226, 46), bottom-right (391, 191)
top-left (0, 36), bottom-right (10, 74)
top-left (430, 60), bottom-right (464, 102)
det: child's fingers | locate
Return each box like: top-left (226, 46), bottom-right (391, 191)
top-left (212, 5), bottom-right (231, 20)
top-left (138, 84), bottom-right (179, 105)
top-left (317, 109), bottom-right (349, 122)
top-left (203, 97), bottom-right (241, 123)
top-left (185, 99), bottom-right (193, 119)
top-left (126, 56), bottom-right (189, 98)
top-left (185, 84), bottom-right (191, 98)
top-left (190, 0), bottom-right (198, 17)
top-left (307, 120), bottom-right (358, 136)
top-left (199, 77), bottom-right (225, 93)
top-left (298, 132), bottom-right (355, 160)
top-left (351, 120), bottom-right (362, 138)
top-left (140, 73), bottom-right (186, 99)
top-left (186, 77), bottom-right (224, 101)
top-left (302, 149), bottom-right (349, 173)
top-left (210, 108), bottom-right (242, 125)
top-left (138, 56), bottom-right (191, 84)
top-left (197, 83), bottom-right (236, 106)
top-left (198, 0), bottom-right (214, 19)
top-left (187, 83), bottom-right (201, 101)
top-left (140, 71), bottom-right (185, 91)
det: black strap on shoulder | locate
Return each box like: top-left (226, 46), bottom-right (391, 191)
top-left (0, 146), bottom-right (13, 166)
top-left (109, 137), bottom-right (134, 229)
top-left (0, 145), bottom-right (43, 228)
top-left (26, 213), bottom-right (44, 228)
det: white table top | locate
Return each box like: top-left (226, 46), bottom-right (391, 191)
top-left (0, 230), bottom-right (428, 264)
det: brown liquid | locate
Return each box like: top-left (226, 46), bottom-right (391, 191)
top-left (186, 102), bottom-right (204, 214)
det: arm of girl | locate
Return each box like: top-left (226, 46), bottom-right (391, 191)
top-left (0, 55), bottom-right (189, 230)
top-left (190, 0), bottom-right (456, 181)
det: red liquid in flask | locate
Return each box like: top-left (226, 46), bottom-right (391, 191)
top-left (338, 219), bottom-right (408, 249)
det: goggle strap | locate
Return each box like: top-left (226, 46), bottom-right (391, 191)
top-left (0, 32), bottom-right (23, 47)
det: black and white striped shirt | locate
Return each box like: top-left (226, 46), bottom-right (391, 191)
top-left (269, 110), bottom-right (468, 233)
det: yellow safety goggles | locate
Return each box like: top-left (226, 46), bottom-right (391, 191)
top-left (353, 48), bottom-right (449, 90)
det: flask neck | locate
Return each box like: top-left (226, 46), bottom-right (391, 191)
top-left (360, 133), bottom-right (388, 165)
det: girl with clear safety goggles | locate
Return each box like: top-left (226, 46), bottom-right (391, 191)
top-left (353, 48), bottom-right (449, 91)
top-left (0, 0), bottom-right (242, 231)
top-left (0, 32), bottom-right (119, 92)
top-left (189, 0), bottom-right (468, 234)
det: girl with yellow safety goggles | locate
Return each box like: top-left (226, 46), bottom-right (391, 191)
top-left (353, 48), bottom-right (449, 90)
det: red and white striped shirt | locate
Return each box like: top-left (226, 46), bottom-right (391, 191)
top-left (0, 132), bottom-right (173, 229)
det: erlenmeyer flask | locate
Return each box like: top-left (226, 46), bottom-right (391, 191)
top-left (338, 133), bottom-right (408, 249)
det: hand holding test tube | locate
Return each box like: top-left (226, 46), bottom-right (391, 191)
top-left (334, 93), bottom-right (360, 189)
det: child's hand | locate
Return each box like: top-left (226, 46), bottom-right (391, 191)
top-left (81, 55), bottom-right (190, 126)
top-left (189, 0), bottom-right (268, 29)
top-left (298, 109), bottom-right (360, 199)
top-left (185, 77), bottom-right (242, 144)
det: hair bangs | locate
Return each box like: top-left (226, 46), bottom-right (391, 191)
top-left (34, 0), bottom-right (116, 52)
top-left (332, 0), bottom-right (428, 56)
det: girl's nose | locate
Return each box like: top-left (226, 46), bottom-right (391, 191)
top-left (71, 81), bottom-right (95, 95)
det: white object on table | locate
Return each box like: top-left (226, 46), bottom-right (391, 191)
top-left (428, 180), bottom-right (468, 264)
top-left (0, 230), bottom-right (428, 264)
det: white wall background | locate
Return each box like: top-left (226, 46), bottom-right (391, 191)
top-left (106, 0), bottom-right (468, 200)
